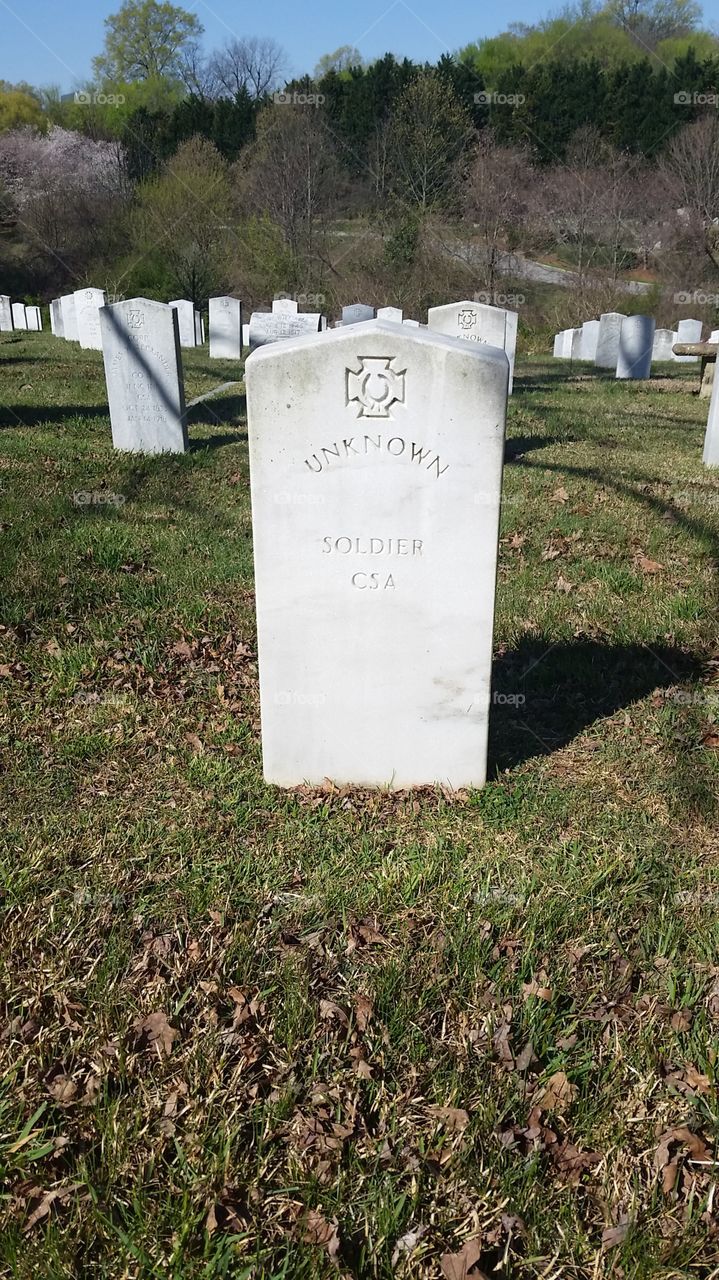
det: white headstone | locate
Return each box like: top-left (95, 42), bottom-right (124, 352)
top-left (342, 304), bottom-right (375, 325)
top-left (209, 296), bottom-right (243, 359)
top-left (595, 313), bottom-right (626, 368)
top-left (26, 305), bottom-right (42, 331)
top-left (169, 300), bottom-right (196, 348)
top-left (100, 298), bottom-right (187, 454)
top-left (710, 329), bottom-right (719, 343)
top-left (245, 319), bottom-right (509, 789)
top-left (0, 295), bottom-right (13, 331)
top-left (674, 318), bottom-right (703, 361)
top-left (273, 298), bottom-right (298, 314)
top-left (377, 307), bottom-right (403, 322)
top-left (249, 311), bottom-right (322, 349)
top-left (242, 323), bottom-right (250, 348)
top-left (580, 320), bottom-right (600, 361)
top-left (404, 319), bottom-right (420, 327)
top-left (553, 333), bottom-right (563, 358)
top-left (60, 294), bottom-right (79, 342)
top-left (194, 310), bottom-right (203, 345)
top-left (616, 315), bottom-right (655, 380)
top-left (703, 352), bottom-right (719, 466)
top-left (652, 329), bottom-right (676, 362)
top-left (74, 287), bottom-right (106, 350)
top-left (569, 328), bottom-right (583, 359)
top-left (12, 303), bottom-right (27, 330)
top-left (428, 300), bottom-right (506, 353)
top-left (560, 330), bottom-right (574, 358)
top-left (50, 299), bottom-right (64, 338)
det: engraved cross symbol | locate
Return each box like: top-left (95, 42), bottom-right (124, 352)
top-left (458, 308), bottom-right (477, 330)
top-left (346, 356), bottom-right (406, 419)
top-left (127, 310), bottom-right (144, 329)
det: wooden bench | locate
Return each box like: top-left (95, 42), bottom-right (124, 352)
top-left (672, 341), bottom-right (718, 398)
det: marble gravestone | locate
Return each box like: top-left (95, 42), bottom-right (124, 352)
top-left (26, 306), bottom-right (42, 331)
top-left (595, 312), bottom-right (626, 368)
top-left (273, 298), bottom-right (298, 315)
top-left (245, 319), bottom-right (509, 789)
top-left (703, 356), bottom-right (719, 467)
top-left (12, 303), bottom-right (27, 330)
top-left (674, 318), bottom-right (703, 362)
top-left (404, 319), bottom-right (420, 327)
top-left (209, 296), bottom-right (243, 359)
top-left (580, 320), bottom-right (600, 361)
top-left (428, 300), bottom-right (506, 353)
top-left (74, 287), bottom-right (105, 349)
top-left (242, 323), bottom-right (250, 348)
top-left (0, 295), bottom-right (13, 331)
top-left (652, 329), bottom-right (676, 362)
top-left (342, 304), bottom-right (375, 325)
top-left (60, 294), bottom-right (79, 342)
top-left (50, 299), bottom-right (64, 338)
top-left (377, 306), bottom-right (403, 322)
top-left (169, 300), bottom-right (196, 347)
top-left (248, 311), bottom-right (322, 349)
top-left (504, 310), bottom-right (518, 394)
top-left (194, 311), bottom-right (203, 345)
top-left (100, 298), bottom-right (187, 454)
top-left (569, 328), bottom-right (583, 359)
top-left (616, 315), bottom-right (655, 379)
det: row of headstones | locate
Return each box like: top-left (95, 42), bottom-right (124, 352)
top-left (0, 295), bottom-right (43, 332)
top-left (97, 295), bottom-right (522, 457)
top-left (554, 314), bottom-right (719, 378)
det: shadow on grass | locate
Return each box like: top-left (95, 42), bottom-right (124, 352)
top-left (0, 404), bottom-right (109, 428)
top-left (505, 435), bottom-right (571, 461)
top-left (489, 638), bottom-right (699, 773)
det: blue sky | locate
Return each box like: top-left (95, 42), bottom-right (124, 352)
top-left (1, 0), bottom-right (555, 91)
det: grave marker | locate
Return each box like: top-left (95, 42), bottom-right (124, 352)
top-left (100, 297), bottom-right (187, 454)
top-left (652, 328), bottom-right (676, 362)
top-left (12, 303), bottom-right (27, 330)
top-left (595, 313), bottom-right (626, 368)
top-left (60, 294), bottom-right (79, 342)
top-left (342, 304), bottom-right (375, 325)
top-left (26, 306), bottom-right (42, 331)
top-left (674, 318), bottom-right (703, 361)
top-left (50, 299), bottom-right (65, 338)
top-left (169, 300), bottom-right (196, 347)
top-left (249, 311), bottom-right (322, 349)
top-left (616, 315), bottom-right (655, 380)
top-left (703, 355), bottom-right (719, 467)
top-left (245, 319), bottom-right (509, 789)
top-left (74, 287), bottom-right (105, 349)
top-left (209, 296), bottom-right (243, 359)
top-left (580, 320), bottom-right (600, 361)
top-left (0, 295), bottom-right (13, 331)
top-left (377, 306), bottom-right (403, 322)
top-left (273, 298), bottom-right (298, 314)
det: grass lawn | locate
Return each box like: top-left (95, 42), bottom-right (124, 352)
top-left (1, 332), bottom-right (718, 1279)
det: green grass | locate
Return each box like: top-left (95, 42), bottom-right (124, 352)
top-left (1, 333), bottom-right (719, 1278)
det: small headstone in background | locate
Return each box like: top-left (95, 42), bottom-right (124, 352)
top-left (652, 329), bottom-right (676, 362)
top-left (169, 300), bottom-right (196, 348)
top-left (616, 315), bottom-right (655, 380)
top-left (245, 320), bottom-right (509, 789)
top-left (74, 287), bottom-right (106, 350)
top-left (580, 319), bottom-right (600, 361)
top-left (569, 328), bottom-right (583, 359)
top-left (428, 300), bottom-right (506, 352)
top-left (100, 297), bottom-right (187, 454)
top-left (248, 311), bottom-right (322, 349)
top-left (273, 298), bottom-right (298, 314)
top-left (242, 323), bottom-right (250, 348)
top-left (26, 305), bottom-right (42, 331)
top-left (404, 319), bottom-right (420, 327)
top-left (50, 299), bottom-right (65, 338)
top-left (209, 296), bottom-right (243, 359)
top-left (674, 318), bottom-right (703, 362)
top-left (60, 294), bottom-right (79, 342)
top-left (0, 295), bottom-right (13, 331)
top-left (342, 304), bottom-right (375, 325)
top-left (12, 303), bottom-right (27, 330)
top-left (504, 310), bottom-right (518, 393)
top-left (595, 313), bottom-right (626, 368)
top-left (377, 306), bottom-right (403, 322)
top-left (194, 310), bottom-right (203, 345)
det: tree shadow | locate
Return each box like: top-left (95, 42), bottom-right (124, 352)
top-left (0, 404), bottom-right (109, 428)
top-left (505, 435), bottom-right (571, 461)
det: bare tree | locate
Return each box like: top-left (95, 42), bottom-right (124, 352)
top-left (462, 135), bottom-right (534, 296)
top-left (236, 103), bottom-right (339, 273)
top-left (210, 36), bottom-right (287, 100)
top-left (543, 126), bottom-right (610, 291)
top-left (661, 114), bottom-right (719, 271)
top-left (385, 72), bottom-right (473, 214)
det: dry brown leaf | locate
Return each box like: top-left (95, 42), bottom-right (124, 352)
top-left (131, 1011), bottom-right (178, 1058)
top-left (551, 486), bottom-right (570, 504)
top-left (427, 1105), bottom-right (470, 1133)
top-left (23, 1183), bottom-right (82, 1233)
top-left (602, 1218), bottom-right (631, 1250)
top-left (636, 555), bottom-right (664, 574)
top-left (354, 993), bottom-right (374, 1032)
top-left (522, 978), bottom-right (553, 1002)
top-left (440, 1236), bottom-right (485, 1280)
top-left (537, 1070), bottom-right (578, 1113)
top-left (556, 573), bottom-right (574, 594)
top-left (302, 1208), bottom-right (340, 1260)
top-left (319, 999), bottom-right (349, 1028)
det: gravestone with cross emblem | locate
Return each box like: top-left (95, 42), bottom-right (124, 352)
top-left (209, 296), bottom-right (242, 359)
top-left (100, 298), bottom-right (187, 454)
top-left (75, 287), bottom-right (106, 349)
top-left (245, 319), bottom-right (509, 789)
